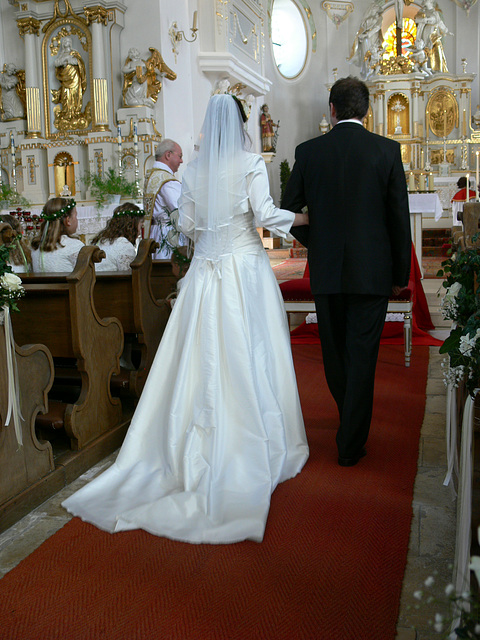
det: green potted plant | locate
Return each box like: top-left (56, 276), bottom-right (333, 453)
top-left (80, 168), bottom-right (139, 208)
top-left (0, 184), bottom-right (30, 210)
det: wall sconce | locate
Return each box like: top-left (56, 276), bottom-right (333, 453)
top-left (169, 11), bottom-right (198, 62)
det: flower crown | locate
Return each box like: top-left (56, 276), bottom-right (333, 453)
top-left (113, 208), bottom-right (145, 218)
top-left (41, 198), bottom-right (76, 222)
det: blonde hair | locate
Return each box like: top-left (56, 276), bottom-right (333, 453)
top-left (31, 198), bottom-right (76, 252)
top-left (0, 214), bottom-right (32, 269)
top-left (90, 202), bottom-right (144, 247)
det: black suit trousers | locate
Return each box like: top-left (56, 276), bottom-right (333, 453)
top-left (313, 293), bottom-right (389, 459)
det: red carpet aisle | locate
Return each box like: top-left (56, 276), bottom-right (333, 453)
top-left (0, 345), bottom-right (429, 640)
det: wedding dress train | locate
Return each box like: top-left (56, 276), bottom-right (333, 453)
top-left (63, 152), bottom-right (308, 543)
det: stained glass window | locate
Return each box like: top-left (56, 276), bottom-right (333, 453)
top-left (382, 18), bottom-right (417, 58)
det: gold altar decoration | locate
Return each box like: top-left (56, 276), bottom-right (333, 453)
top-left (387, 93), bottom-right (410, 136)
top-left (51, 35), bottom-right (91, 131)
top-left (122, 47), bottom-right (176, 108)
top-left (364, 104), bottom-right (374, 132)
top-left (53, 151), bottom-right (76, 196)
top-left (17, 17), bottom-right (41, 37)
top-left (84, 6), bottom-right (109, 26)
top-left (425, 89), bottom-right (458, 138)
top-left (431, 148), bottom-right (455, 164)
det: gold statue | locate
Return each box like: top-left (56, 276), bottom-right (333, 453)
top-left (122, 47), bottom-right (176, 108)
top-left (414, 0), bottom-right (452, 73)
top-left (51, 35), bottom-right (91, 131)
top-left (0, 63), bottom-right (25, 120)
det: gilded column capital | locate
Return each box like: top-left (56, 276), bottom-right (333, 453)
top-left (17, 17), bottom-right (41, 37)
top-left (84, 6), bottom-right (109, 26)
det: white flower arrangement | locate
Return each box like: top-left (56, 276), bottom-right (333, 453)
top-left (0, 266), bottom-right (24, 315)
top-left (441, 282), bottom-right (462, 321)
top-left (411, 571), bottom-right (480, 637)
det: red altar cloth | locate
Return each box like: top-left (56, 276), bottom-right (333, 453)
top-left (285, 245), bottom-right (443, 347)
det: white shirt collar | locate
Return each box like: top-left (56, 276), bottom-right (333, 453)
top-left (336, 119), bottom-right (364, 126)
top-left (153, 160), bottom-right (174, 175)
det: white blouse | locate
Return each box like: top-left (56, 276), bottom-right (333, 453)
top-left (31, 235), bottom-right (84, 273)
top-left (95, 237), bottom-right (137, 272)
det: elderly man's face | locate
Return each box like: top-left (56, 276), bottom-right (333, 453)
top-left (164, 144), bottom-right (183, 173)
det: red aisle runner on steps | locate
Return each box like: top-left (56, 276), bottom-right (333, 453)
top-left (0, 344), bottom-right (429, 640)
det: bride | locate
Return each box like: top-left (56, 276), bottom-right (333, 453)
top-left (62, 94), bottom-right (309, 544)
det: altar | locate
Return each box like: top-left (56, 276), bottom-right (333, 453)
top-left (408, 192), bottom-right (443, 271)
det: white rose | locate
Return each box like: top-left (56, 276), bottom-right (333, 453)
top-left (0, 272), bottom-right (23, 292)
top-left (444, 281), bottom-right (462, 303)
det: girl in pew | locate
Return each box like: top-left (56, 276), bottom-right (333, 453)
top-left (30, 198), bottom-right (84, 272)
top-left (0, 214), bottom-right (32, 272)
top-left (90, 203), bottom-right (145, 271)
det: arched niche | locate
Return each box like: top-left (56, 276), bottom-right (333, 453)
top-left (53, 151), bottom-right (76, 196)
top-left (387, 93), bottom-right (410, 136)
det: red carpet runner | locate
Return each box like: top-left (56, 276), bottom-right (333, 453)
top-left (0, 344), bottom-right (429, 640)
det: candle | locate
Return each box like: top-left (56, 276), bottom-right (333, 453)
top-left (466, 173), bottom-right (470, 201)
top-left (419, 173), bottom-right (426, 191)
top-left (463, 109), bottom-right (467, 137)
top-left (425, 110), bottom-right (429, 140)
top-left (420, 149), bottom-right (424, 170)
top-left (408, 172), bottom-right (415, 191)
top-left (476, 151), bottom-right (479, 202)
top-left (444, 109), bottom-right (447, 136)
top-left (193, 10), bottom-right (198, 30)
top-left (133, 122), bottom-right (138, 151)
top-left (117, 125), bottom-right (122, 171)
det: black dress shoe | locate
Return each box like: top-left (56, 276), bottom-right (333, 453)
top-left (338, 447), bottom-right (367, 467)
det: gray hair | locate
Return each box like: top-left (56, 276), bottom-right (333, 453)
top-left (155, 139), bottom-right (177, 160)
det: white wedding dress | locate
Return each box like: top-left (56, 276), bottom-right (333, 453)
top-left (63, 151), bottom-right (308, 544)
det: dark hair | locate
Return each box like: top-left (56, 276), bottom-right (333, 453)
top-left (457, 177), bottom-right (470, 189)
top-left (90, 202), bottom-right (144, 246)
top-left (329, 76), bottom-right (370, 121)
top-left (231, 95), bottom-right (247, 123)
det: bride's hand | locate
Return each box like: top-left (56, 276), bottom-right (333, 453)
top-left (292, 212), bottom-right (309, 226)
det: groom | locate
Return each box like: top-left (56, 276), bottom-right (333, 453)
top-left (282, 76), bottom-right (411, 466)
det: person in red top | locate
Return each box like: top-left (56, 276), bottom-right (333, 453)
top-left (451, 176), bottom-right (476, 202)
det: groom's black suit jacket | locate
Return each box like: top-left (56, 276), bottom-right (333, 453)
top-left (282, 122), bottom-right (411, 297)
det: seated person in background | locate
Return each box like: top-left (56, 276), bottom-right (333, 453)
top-left (90, 203), bottom-right (145, 271)
top-left (452, 176), bottom-right (476, 203)
top-left (0, 214), bottom-right (32, 273)
top-left (31, 198), bottom-right (84, 272)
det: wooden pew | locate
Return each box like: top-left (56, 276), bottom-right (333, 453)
top-left (12, 246), bottom-right (123, 450)
top-left (93, 238), bottom-right (171, 396)
top-left (0, 221), bottom-right (55, 520)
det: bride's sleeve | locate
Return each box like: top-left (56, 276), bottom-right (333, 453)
top-left (178, 179), bottom-right (196, 239)
top-left (247, 155), bottom-right (294, 238)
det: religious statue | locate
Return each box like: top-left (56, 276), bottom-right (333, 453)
top-left (348, 0), bottom-right (384, 78)
top-left (51, 36), bottom-right (91, 131)
top-left (0, 63), bottom-right (25, 120)
top-left (414, 0), bottom-right (453, 73)
top-left (122, 47), bottom-right (176, 108)
top-left (260, 104), bottom-right (279, 153)
top-left (410, 39), bottom-right (433, 76)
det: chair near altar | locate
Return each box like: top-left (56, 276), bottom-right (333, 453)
top-left (279, 262), bottom-right (413, 367)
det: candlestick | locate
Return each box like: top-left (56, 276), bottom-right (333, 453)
top-left (10, 132), bottom-right (16, 192)
top-left (117, 125), bottom-right (122, 174)
top-left (476, 151), bottom-right (479, 202)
